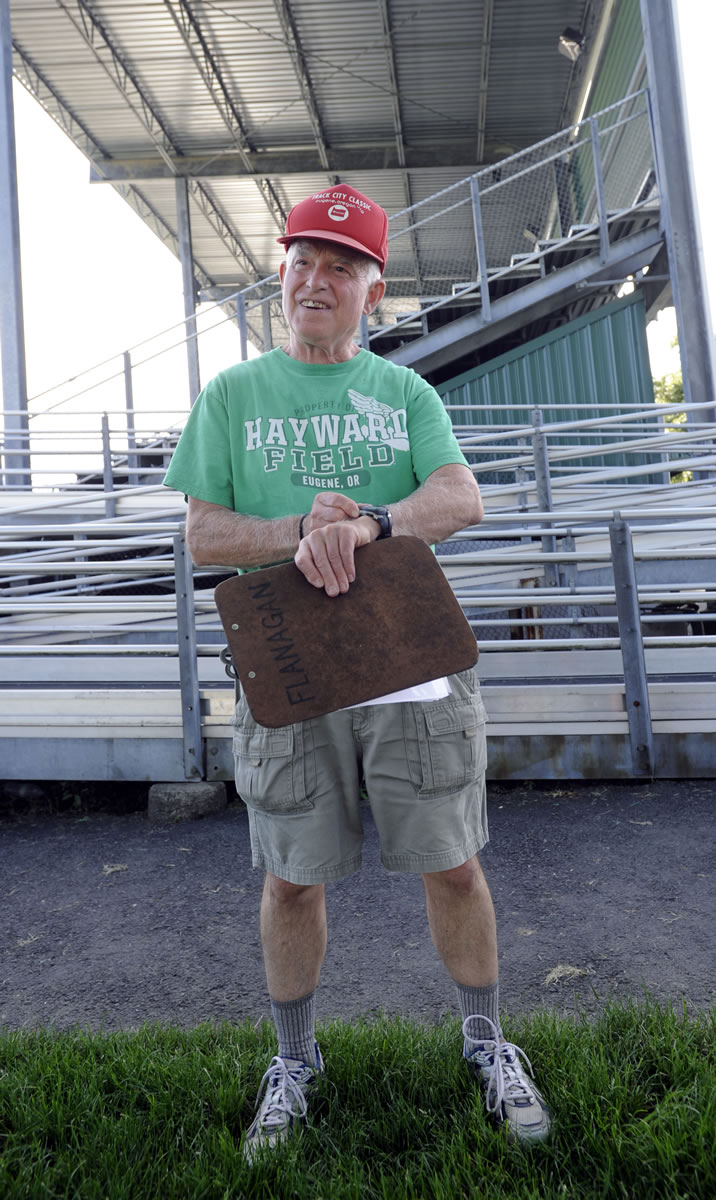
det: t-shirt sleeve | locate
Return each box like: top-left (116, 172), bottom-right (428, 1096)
top-left (406, 381), bottom-right (471, 483)
top-left (163, 377), bottom-right (235, 508)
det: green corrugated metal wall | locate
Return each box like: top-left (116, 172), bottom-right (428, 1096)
top-left (437, 293), bottom-right (659, 482)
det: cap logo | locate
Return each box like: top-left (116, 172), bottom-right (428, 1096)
top-left (327, 203), bottom-right (350, 222)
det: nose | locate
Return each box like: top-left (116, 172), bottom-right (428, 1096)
top-left (304, 261), bottom-right (328, 289)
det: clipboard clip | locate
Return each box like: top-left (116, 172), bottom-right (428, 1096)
top-left (220, 644), bottom-right (238, 680)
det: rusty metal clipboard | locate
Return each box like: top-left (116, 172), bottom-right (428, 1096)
top-left (214, 535), bottom-right (478, 727)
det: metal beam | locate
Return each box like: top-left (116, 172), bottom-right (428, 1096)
top-left (13, 42), bottom-right (106, 170)
top-left (386, 225), bottom-right (663, 374)
top-left (640, 0), bottom-right (716, 426)
top-left (559, 0), bottom-right (615, 130)
top-left (609, 517), bottom-right (654, 777)
top-left (57, 0), bottom-right (260, 281)
top-left (13, 41), bottom-right (190, 274)
top-left (377, 0), bottom-right (405, 168)
top-left (475, 0), bottom-right (493, 163)
top-left (175, 178), bottom-right (201, 406)
top-left (0, 0), bottom-right (30, 488)
top-left (163, 0), bottom-right (286, 230)
top-left (88, 142), bottom-right (484, 182)
top-left (15, 42), bottom-right (194, 268)
top-left (377, 0), bottom-right (424, 299)
top-left (272, 0), bottom-right (332, 175)
top-left (173, 533), bottom-right (204, 781)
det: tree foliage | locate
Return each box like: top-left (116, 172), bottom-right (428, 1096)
top-left (653, 370), bottom-right (685, 420)
top-left (654, 369), bottom-right (690, 480)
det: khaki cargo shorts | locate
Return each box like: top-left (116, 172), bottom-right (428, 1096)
top-left (233, 667), bottom-right (488, 885)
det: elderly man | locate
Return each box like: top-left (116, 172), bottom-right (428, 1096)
top-left (163, 185), bottom-right (550, 1157)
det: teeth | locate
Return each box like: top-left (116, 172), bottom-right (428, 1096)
top-left (302, 300), bottom-right (327, 308)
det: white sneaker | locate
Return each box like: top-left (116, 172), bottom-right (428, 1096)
top-left (463, 1015), bottom-right (551, 1144)
top-left (243, 1045), bottom-right (324, 1161)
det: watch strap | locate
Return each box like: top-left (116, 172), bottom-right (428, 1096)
top-left (357, 503), bottom-right (392, 539)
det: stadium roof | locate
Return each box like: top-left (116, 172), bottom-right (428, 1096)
top-left (10, 0), bottom-right (606, 293)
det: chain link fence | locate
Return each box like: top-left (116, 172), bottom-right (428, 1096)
top-left (369, 90), bottom-right (655, 340)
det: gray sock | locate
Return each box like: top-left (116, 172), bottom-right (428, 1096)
top-left (455, 981), bottom-right (500, 1055)
top-left (270, 991), bottom-right (318, 1066)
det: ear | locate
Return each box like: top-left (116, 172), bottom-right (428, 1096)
top-left (363, 278), bottom-right (386, 314)
top-left (279, 259), bottom-right (287, 285)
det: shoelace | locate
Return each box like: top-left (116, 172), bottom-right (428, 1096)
top-left (253, 1056), bottom-right (312, 1130)
top-left (462, 1014), bottom-right (537, 1114)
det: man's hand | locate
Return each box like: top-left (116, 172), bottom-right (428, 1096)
top-left (302, 491), bottom-right (361, 534)
top-left (295, 496), bottom-right (377, 597)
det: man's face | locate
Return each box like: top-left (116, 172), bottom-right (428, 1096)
top-left (279, 240), bottom-right (385, 357)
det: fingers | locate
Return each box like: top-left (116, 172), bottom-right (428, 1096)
top-left (309, 491), bottom-right (361, 530)
top-left (295, 518), bottom-right (370, 597)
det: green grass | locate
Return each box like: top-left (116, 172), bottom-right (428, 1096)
top-left (1, 1001), bottom-right (714, 1199)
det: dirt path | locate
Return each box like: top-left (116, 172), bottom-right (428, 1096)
top-left (1, 779), bottom-right (713, 1031)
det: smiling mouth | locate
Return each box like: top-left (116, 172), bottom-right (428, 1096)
top-left (301, 300), bottom-right (329, 309)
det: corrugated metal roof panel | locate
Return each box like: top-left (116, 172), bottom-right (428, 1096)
top-left (10, 0), bottom-right (622, 305)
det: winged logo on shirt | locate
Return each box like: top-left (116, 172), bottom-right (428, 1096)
top-left (347, 389), bottom-right (409, 451)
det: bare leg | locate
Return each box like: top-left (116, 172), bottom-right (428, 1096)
top-left (422, 855), bottom-right (498, 986)
top-left (259, 874), bottom-right (327, 1001)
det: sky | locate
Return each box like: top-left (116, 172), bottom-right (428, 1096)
top-left (4, 0), bottom-right (715, 457)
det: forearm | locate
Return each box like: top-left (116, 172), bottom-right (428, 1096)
top-left (186, 463), bottom-right (482, 573)
top-left (186, 498), bottom-right (301, 568)
top-left (390, 465), bottom-right (484, 543)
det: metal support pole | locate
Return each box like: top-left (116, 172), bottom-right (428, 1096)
top-left (123, 351), bottom-right (139, 486)
top-left (609, 517), bottom-right (654, 778)
top-left (531, 409), bottom-right (559, 587)
top-left (553, 157), bottom-right (574, 238)
top-left (236, 292), bottom-right (248, 361)
top-left (262, 297), bottom-right (273, 351)
top-left (173, 532), bottom-right (204, 781)
top-left (640, 0), bottom-right (716, 426)
top-left (589, 116), bottom-right (609, 264)
top-left (0, 0), bottom-right (31, 489)
top-left (101, 414), bottom-right (116, 520)
top-left (516, 437), bottom-right (531, 543)
top-left (175, 177), bottom-right (201, 406)
top-left (470, 176), bottom-right (491, 321)
top-left (562, 533), bottom-right (581, 638)
top-left (359, 313), bottom-right (369, 349)
top-left (74, 532), bottom-right (88, 590)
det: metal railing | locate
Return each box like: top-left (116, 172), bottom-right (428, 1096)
top-left (373, 90), bottom-right (656, 338)
top-left (3, 387), bottom-right (716, 780)
top-left (3, 372), bottom-right (708, 504)
top-left (0, 92), bottom-right (658, 491)
top-left (3, 501), bottom-right (716, 780)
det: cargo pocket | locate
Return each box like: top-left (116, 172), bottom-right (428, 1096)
top-left (414, 697), bottom-right (487, 798)
top-left (233, 723), bottom-right (314, 813)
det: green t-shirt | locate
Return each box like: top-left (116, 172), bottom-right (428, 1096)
top-left (163, 347), bottom-right (468, 515)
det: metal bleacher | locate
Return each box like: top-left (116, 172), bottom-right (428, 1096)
top-left (3, 90), bottom-right (716, 783)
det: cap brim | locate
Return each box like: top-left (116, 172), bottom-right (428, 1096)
top-left (276, 229), bottom-right (385, 272)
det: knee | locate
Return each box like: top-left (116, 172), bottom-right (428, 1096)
top-left (264, 874), bottom-right (324, 908)
top-left (424, 856), bottom-right (486, 899)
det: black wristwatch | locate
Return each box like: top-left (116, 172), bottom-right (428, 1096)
top-left (357, 504), bottom-right (392, 540)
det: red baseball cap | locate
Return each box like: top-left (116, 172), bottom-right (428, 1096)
top-left (277, 185), bottom-right (388, 274)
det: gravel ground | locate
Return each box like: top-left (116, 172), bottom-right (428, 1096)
top-left (1, 779), bottom-right (714, 1031)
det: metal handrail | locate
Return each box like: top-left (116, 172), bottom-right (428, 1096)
top-left (0, 90), bottom-right (656, 468)
top-left (2, 499), bottom-right (714, 780)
